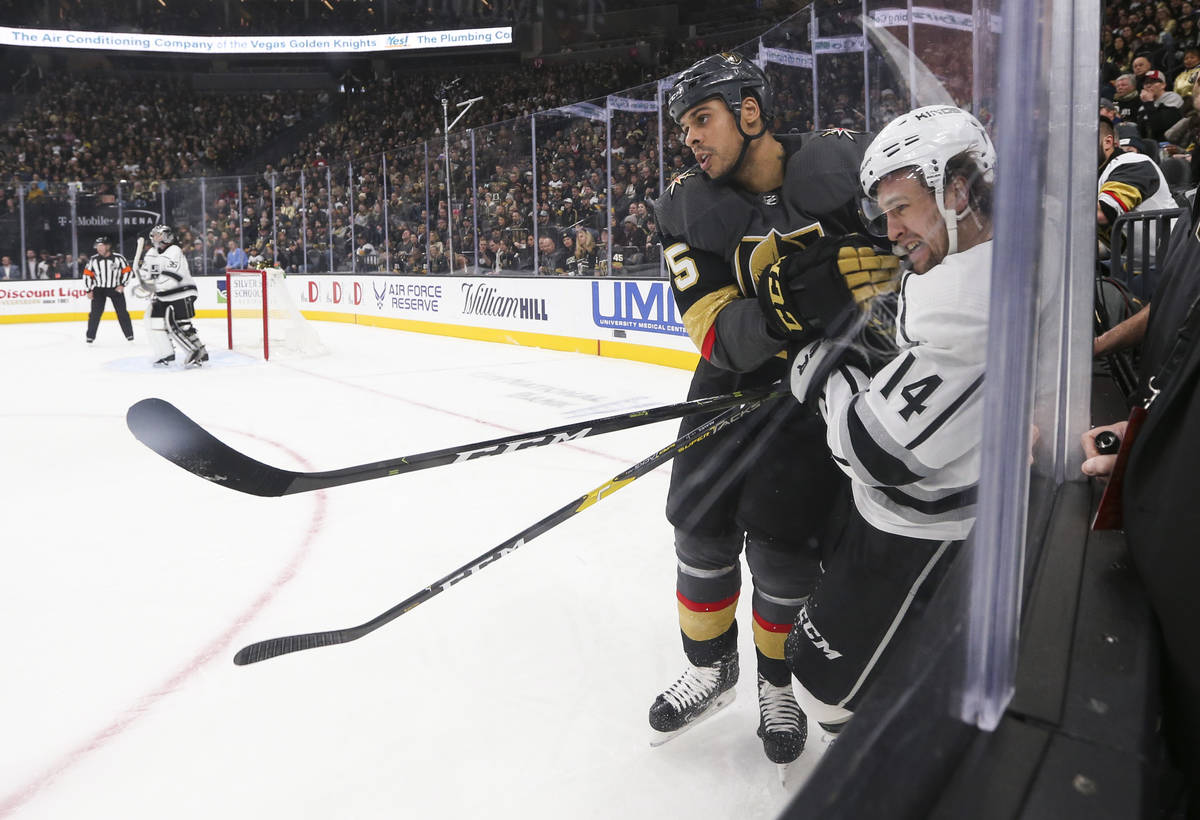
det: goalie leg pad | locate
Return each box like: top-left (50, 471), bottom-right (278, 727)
top-left (165, 302), bottom-right (202, 353)
top-left (149, 325), bottom-right (174, 360)
top-left (148, 301), bottom-right (175, 360)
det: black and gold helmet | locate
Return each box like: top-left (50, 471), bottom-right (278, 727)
top-left (666, 51), bottom-right (772, 125)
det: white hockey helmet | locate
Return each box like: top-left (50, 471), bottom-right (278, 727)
top-left (858, 105), bottom-right (995, 255)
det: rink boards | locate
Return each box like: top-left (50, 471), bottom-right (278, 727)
top-left (0, 274), bottom-right (701, 370)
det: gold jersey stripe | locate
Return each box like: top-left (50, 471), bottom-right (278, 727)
top-left (1100, 180), bottom-right (1144, 212)
top-left (681, 284), bottom-right (740, 352)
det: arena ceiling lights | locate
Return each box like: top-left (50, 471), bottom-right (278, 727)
top-left (0, 25), bottom-right (513, 55)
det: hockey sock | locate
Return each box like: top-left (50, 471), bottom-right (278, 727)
top-left (756, 648), bottom-right (792, 688)
top-left (682, 620), bottom-right (738, 667)
top-left (676, 553), bottom-right (741, 667)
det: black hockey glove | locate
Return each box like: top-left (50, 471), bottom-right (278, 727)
top-left (757, 234), bottom-right (900, 343)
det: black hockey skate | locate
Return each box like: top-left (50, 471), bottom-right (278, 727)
top-left (757, 673), bottom-right (807, 785)
top-left (185, 346), bottom-right (209, 368)
top-left (153, 354), bottom-right (176, 367)
top-left (648, 652), bottom-right (738, 746)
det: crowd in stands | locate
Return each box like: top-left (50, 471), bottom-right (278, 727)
top-left (1, 73), bottom-right (319, 188)
top-left (1, 3), bottom-right (927, 279)
top-left (1102, 0), bottom-right (1200, 184)
top-left (1, 34), bottom-right (763, 277)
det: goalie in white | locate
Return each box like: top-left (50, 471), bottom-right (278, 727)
top-left (137, 224), bottom-right (209, 367)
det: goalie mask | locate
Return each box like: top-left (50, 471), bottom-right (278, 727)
top-left (149, 224), bottom-right (175, 250)
top-left (858, 105), bottom-right (995, 256)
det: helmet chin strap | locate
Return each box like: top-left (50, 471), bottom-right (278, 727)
top-left (711, 111), bottom-right (769, 184)
top-left (938, 182), bottom-right (967, 256)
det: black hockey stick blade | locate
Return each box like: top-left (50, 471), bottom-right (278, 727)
top-left (232, 390), bottom-right (786, 665)
top-left (127, 398), bottom-right (298, 496)
top-left (126, 386), bottom-right (778, 498)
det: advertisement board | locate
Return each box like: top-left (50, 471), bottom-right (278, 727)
top-left (1, 273), bottom-right (700, 368)
top-left (1, 26), bottom-right (513, 55)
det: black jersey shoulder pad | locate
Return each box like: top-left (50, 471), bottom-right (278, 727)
top-left (783, 129), bottom-right (873, 238)
top-left (651, 166), bottom-right (753, 258)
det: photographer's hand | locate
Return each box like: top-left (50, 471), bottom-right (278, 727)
top-left (1081, 420), bottom-right (1129, 479)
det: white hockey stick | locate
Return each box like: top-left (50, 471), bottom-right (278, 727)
top-left (130, 236), bottom-right (153, 298)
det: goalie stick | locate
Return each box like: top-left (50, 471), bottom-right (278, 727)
top-left (131, 236), bottom-right (146, 274)
top-left (125, 386), bottom-right (781, 497)
top-left (130, 237), bottom-right (153, 299)
top-left (233, 391), bottom-right (784, 665)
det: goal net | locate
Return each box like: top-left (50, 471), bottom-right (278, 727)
top-left (225, 268), bottom-right (326, 359)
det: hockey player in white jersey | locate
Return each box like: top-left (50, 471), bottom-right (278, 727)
top-left (138, 224), bottom-right (209, 367)
top-left (757, 105), bottom-right (995, 739)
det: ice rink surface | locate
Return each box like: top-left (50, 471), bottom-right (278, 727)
top-left (2, 318), bottom-right (823, 819)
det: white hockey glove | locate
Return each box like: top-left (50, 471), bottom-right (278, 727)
top-left (789, 337), bottom-right (871, 406)
top-left (790, 340), bottom-right (835, 405)
top-left (131, 283), bottom-right (154, 299)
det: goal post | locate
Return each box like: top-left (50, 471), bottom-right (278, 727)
top-left (225, 268), bottom-right (326, 360)
top-left (226, 268), bottom-right (271, 358)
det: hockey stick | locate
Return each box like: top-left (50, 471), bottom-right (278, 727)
top-left (233, 391), bottom-right (784, 665)
top-left (131, 236), bottom-right (146, 274)
top-left (129, 237), bottom-right (153, 298)
top-left (125, 386), bottom-right (780, 497)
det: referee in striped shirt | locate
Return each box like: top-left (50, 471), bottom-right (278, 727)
top-left (84, 236), bottom-right (135, 343)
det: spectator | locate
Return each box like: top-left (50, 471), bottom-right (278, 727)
top-left (358, 242), bottom-right (380, 272)
top-left (570, 229), bottom-right (598, 276)
top-left (226, 240), bottom-right (248, 270)
top-left (1135, 29), bottom-right (1167, 68)
top-left (1106, 35), bottom-right (1136, 76)
top-left (1165, 83), bottom-right (1200, 181)
top-left (426, 241), bottom-right (448, 274)
top-left (1101, 97), bottom-right (1121, 123)
top-left (0, 255), bottom-right (19, 279)
top-left (558, 197), bottom-right (580, 229)
top-left (1139, 69), bottom-right (1185, 139)
top-left (560, 232), bottom-right (575, 265)
top-left (23, 249), bottom-right (38, 279)
top-left (1176, 16), bottom-right (1200, 57)
top-left (516, 234), bottom-right (535, 270)
top-left (477, 237), bottom-right (496, 272)
top-left (186, 238), bottom-right (206, 275)
top-left (1173, 47), bottom-right (1200, 97)
top-left (496, 238), bottom-right (519, 271)
top-left (211, 241), bottom-right (227, 274)
top-left (1133, 54), bottom-right (1156, 85)
top-left (618, 214), bottom-right (648, 250)
top-left (1115, 73), bottom-right (1144, 121)
top-left (536, 234), bottom-right (567, 276)
top-left (1098, 116), bottom-right (1177, 297)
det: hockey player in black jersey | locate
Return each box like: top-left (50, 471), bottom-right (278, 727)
top-left (646, 52), bottom-right (899, 776)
